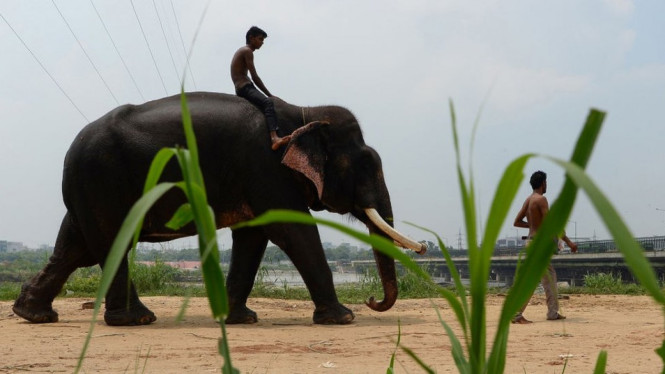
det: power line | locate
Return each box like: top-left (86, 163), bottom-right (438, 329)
top-left (52, 0), bottom-right (119, 105)
top-left (152, 0), bottom-right (180, 88)
top-left (130, 0), bottom-right (169, 96)
top-left (0, 12), bottom-right (89, 122)
top-left (179, 0), bottom-right (211, 88)
top-left (89, 0), bottom-right (145, 101)
top-left (170, 0), bottom-right (197, 90)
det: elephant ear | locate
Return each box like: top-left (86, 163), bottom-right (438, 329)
top-left (281, 121), bottom-right (329, 199)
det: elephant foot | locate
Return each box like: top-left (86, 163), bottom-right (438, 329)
top-left (12, 301), bottom-right (59, 323)
top-left (104, 303), bottom-right (156, 326)
top-left (226, 306), bottom-right (258, 324)
top-left (313, 304), bottom-right (355, 325)
top-left (13, 287), bottom-right (59, 323)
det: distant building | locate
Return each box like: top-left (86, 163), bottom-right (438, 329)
top-left (495, 237), bottom-right (526, 248)
top-left (0, 241), bottom-right (26, 252)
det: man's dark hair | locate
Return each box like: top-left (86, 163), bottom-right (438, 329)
top-left (246, 26), bottom-right (267, 44)
top-left (530, 170), bottom-right (547, 190)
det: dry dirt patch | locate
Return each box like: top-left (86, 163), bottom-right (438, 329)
top-left (1, 295), bottom-right (663, 373)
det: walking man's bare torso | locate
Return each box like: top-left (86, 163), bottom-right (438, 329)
top-left (514, 192), bottom-right (549, 238)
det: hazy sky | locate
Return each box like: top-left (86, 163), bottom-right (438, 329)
top-left (1, 0), bottom-right (664, 250)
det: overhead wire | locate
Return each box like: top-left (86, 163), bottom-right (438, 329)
top-left (151, 0), bottom-right (181, 88)
top-left (89, 0), bottom-right (145, 101)
top-left (170, 0), bottom-right (198, 90)
top-left (179, 0), bottom-right (211, 88)
top-left (0, 12), bottom-right (89, 122)
top-left (130, 0), bottom-right (169, 96)
top-left (51, 0), bottom-right (119, 106)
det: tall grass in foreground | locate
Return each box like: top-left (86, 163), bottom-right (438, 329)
top-left (241, 104), bottom-right (665, 373)
top-left (74, 88), bottom-right (237, 374)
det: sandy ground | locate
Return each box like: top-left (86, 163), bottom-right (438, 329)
top-left (1, 294), bottom-right (663, 374)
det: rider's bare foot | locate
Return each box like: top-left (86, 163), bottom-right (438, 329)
top-left (511, 315), bottom-right (533, 324)
top-left (271, 135), bottom-right (291, 150)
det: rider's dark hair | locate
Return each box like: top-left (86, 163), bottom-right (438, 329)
top-left (246, 26), bottom-right (268, 44)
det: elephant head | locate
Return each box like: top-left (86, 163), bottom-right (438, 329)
top-left (281, 118), bottom-right (426, 312)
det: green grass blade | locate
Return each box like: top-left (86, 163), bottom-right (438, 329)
top-left (449, 99), bottom-right (460, 157)
top-left (386, 318), bottom-right (402, 374)
top-left (656, 340), bottom-right (665, 368)
top-left (218, 321), bottom-right (240, 374)
top-left (468, 154), bottom-right (531, 370)
top-left (399, 345), bottom-right (436, 374)
top-left (75, 182), bottom-right (176, 374)
top-left (488, 108), bottom-right (605, 373)
top-left (165, 203), bottom-right (194, 230)
top-left (141, 346), bottom-right (151, 374)
top-left (435, 287), bottom-right (468, 340)
top-left (143, 148), bottom-right (178, 194)
top-left (464, 154), bottom-right (530, 371)
top-left (236, 210), bottom-right (431, 281)
top-left (176, 89), bottom-right (235, 372)
top-left (593, 351), bottom-right (608, 374)
top-left (175, 295), bottom-right (190, 323)
top-left (433, 305), bottom-right (470, 374)
top-left (450, 100), bottom-right (485, 369)
top-left (547, 157), bottom-right (665, 304)
top-left (175, 138), bottom-right (227, 319)
top-left (128, 147), bottom-right (180, 274)
top-left (407, 223), bottom-right (470, 339)
top-left (479, 154), bottom-right (531, 260)
top-left (179, 88), bottom-right (204, 186)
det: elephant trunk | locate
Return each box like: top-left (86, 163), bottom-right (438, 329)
top-left (363, 208), bottom-right (426, 312)
top-left (365, 242), bottom-right (398, 312)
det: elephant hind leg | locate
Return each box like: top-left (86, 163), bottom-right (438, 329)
top-left (13, 212), bottom-right (95, 323)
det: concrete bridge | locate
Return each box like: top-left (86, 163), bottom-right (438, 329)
top-left (351, 251), bottom-right (665, 287)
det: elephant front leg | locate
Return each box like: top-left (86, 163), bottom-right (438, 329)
top-left (225, 227), bottom-right (268, 324)
top-left (268, 224), bottom-right (355, 325)
top-left (103, 259), bottom-right (156, 326)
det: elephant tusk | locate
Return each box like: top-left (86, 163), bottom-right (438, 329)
top-left (365, 208), bottom-right (427, 255)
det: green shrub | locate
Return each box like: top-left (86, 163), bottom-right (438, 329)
top-left (65, 267), bottom-right (102, 295)
top-left (583, 272), bottom-right (644, 295)
top-left (0, 282), bottom-right (21, 300)
top-left (130, 260), bottom-right (180, 293)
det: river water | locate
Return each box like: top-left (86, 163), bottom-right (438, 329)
top-left (258, 269), bottom-right (507, 288)
top-left (260, 269), bottom-right (363, 287)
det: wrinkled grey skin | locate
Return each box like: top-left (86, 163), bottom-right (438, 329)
top-left (13, 92), bottom-right (400, 326)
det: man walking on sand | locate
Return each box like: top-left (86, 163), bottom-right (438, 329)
top-left (231, 26), bottom-right (290, 150)
top-left (512, 170), bottom-right (578, 324)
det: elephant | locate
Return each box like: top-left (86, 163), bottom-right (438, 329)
top-left (13, 92), bottom-right (425, 326)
